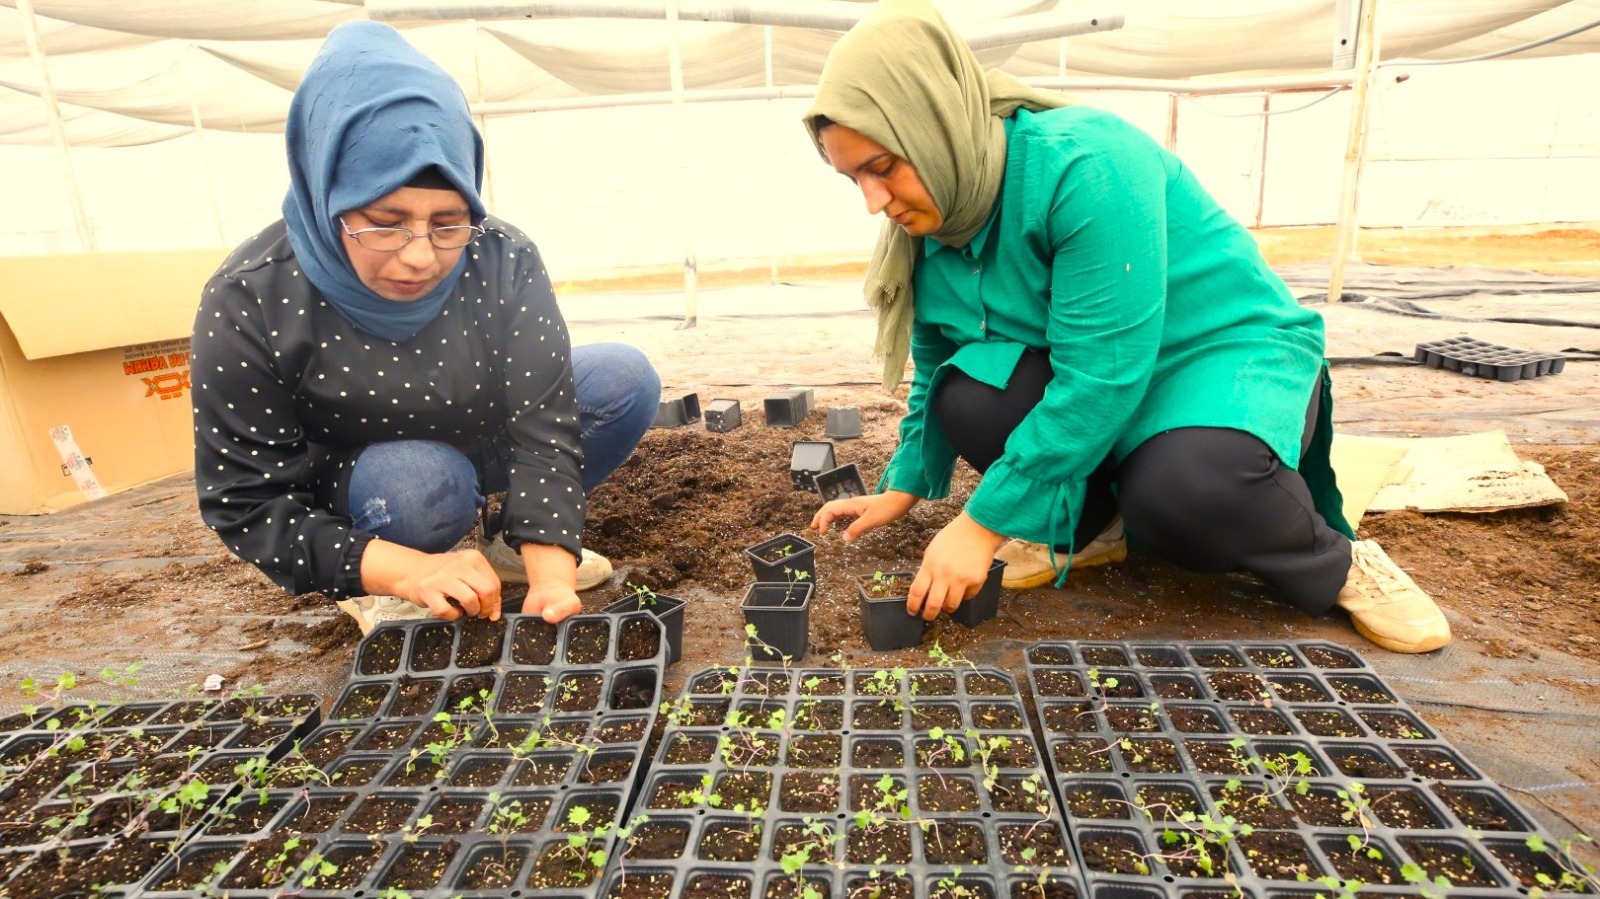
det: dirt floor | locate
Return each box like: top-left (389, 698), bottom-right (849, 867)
top-left (2, 226), bottom-right (1599, 862)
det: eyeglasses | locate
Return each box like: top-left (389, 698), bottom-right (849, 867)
top-left (339, 216), bottom-right (485, 252)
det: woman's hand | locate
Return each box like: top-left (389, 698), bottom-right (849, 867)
top-left (382, 546), bottom-right (503, 622)
top-left (810, 490), bottom-right (919, 542)
top-left (522, 584), bottom-right (582, 623)
top-left (908, 513), bottom-right (1005, 620)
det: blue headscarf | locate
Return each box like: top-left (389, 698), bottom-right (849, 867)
top-left (283, 21), bottom-right (486, 343)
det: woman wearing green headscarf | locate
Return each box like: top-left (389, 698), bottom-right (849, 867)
top-left (805, 0), bottom-right (1450, 653)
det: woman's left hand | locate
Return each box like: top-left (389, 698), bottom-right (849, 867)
top-left (523, 584), bottom-right (582, 623)
top-left (908, 513), bottom-right (1006, 620)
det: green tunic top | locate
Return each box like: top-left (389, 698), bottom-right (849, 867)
top-left (882, 106), bottom-right (1350, 551)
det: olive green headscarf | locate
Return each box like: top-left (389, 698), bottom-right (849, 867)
top-left (804, 0), bottom-right (1074, 391)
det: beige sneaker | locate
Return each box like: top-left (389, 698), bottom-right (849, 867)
top-left (480, 536), bottom-right (614, 592)
top-left (335, 595), bottom-right (432, 637)
top-left (997, 517), bottom-right (1128, 590)
top-left (1335, 539), bottom-right (1451, 653)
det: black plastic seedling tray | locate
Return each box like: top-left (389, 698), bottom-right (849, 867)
top-left (633, 666), bottom-right (1087, 899)
top-left (1024, 640), bottom-right (1589, 899)
top-left (1414, 337), bottom-right (1566, 382)
top-left (126, 614), bottom-right (665, 898)
top-left (0, 694), bottom-right (320, 899)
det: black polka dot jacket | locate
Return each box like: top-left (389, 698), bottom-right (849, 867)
top-left (191, 218), bottom-right (583, 599)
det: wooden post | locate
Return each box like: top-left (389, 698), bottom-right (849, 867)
top-left (1328, 0), bottom-right (1382, 303)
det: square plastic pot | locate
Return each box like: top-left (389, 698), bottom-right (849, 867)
top-left (950, 558), bottom-right (1006, 627)
top-left (764, 388), bottom-right (813, 427)
top-left (813, 463), bottom-right (867, 502)
top-left (790, 440), bottom-right (836, 491)
top-left (602, 591), bottom-right (685, 666)
top-left (856, 573), bottom-right (926, 651)
top-left (745, 533), bottom-right (816, 584)
top-left (651, 392), bottom-right (703, 429)
top-left (823, 406), bottom-right (863, 439)
top-left (741, 582), bottom-right (813, 662)
top-left (705, 398), bottom-right (742, 432)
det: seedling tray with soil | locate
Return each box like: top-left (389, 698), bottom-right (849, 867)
top-left (0, 693), bottom-right (320, 899)
top-left (633, 665), bottom-right (1088, 899)
top-left (1025, 639), bottom-right (1594, 899)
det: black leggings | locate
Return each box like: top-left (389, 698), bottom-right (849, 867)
top-left (932, 350), bottom-right (1351, 614)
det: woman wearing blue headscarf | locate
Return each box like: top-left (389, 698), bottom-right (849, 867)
top-left (191, 22), bottom-right (659, 634)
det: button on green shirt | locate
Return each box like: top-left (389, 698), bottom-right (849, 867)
top-left (882, 106), bottom-right (1348, 549)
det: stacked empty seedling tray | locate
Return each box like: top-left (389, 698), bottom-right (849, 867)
top-left (134, 613), bottom-right (664, 898)
top-left (0, 693), bottom-right (320, 899)
top-left (1414, 338), bottom-right (1566, 382)
top-left (629, 665), bottom-right (1087, 899)
top-left (1025, 640), bottom-right (1591, 899)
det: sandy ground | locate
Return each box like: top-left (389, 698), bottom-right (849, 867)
top-left (2, 226), bottom-right (1598, 867)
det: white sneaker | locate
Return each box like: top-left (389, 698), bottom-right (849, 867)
top-left (996, 517), bottom-right (1128, 590)
top-left (335, 595), bottom-right (432, 637)
top-left (480, 536), bottom-right (614, 593)
top-left (1335, 540), bottom-right (1451, 654)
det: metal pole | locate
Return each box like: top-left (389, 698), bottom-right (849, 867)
top-left (666, 0), bottom-right (697, 328)
top-left (471, 23), bottom-right (500, 211)
top-left (764, 23), bottom-right (777, 285)
top-left (189, 96), bottom-right (228, 246)
top-left (1165, 94), bottom-right (1179, 152)
top-left (16, 0), bottom-right (96, 251)
top-left (1254, 93), bottom-right (1271, 228)
top-left (472, 71), bottom-right (1358, 118)
top-left (1328, 0), bottom-right (1382, 304)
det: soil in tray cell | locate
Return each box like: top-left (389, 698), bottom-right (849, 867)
top-left (1398, 838), bottom-right (1502, 888)
top-left (910, 703), bottom-right (962, 730)
top-left (1081, 645), bottom-right (1130, 667)
top-left (1326, 745), bottom-right (1404, 779)
top-left (1396, 746), bottom-right (1477, 780)
top-left (607, 871), bottom-right (676, 899)
top-left (1028, 645), bottom-right (1073, 665)
top-left (684, 874), bottom-right (753, 899)
top-left (1167, 706), bottom-right (1225, 734)
top-left (384, 675), bottom-right (441, 718)
top-left (1150, 673), bottom-right (1204, 699)
top-left (1367, 786), bottom-right (1445, 829)
top-left (1208, 782), bottom-right (1296, 828)
top-left (618, 616), bottom-right (662, 660)
top-left (624, 820), bottom-right (691, 859)
top-left (850, 773), bottom-right (907, 812)
top-left (1135, 783), bottom-right (1203, 822)
top-left (499, 672), bottom-right (551, 714)
top-left (1302, 644), bottom-right (1361, 668)
top-left (1182, 739), bottom-right (1250, 775)
top-left (566, 619), bottom-right (612, 664)
top-left (794, 699), bottom-right (844, 730)
top-left (359, 627), bottom-right (404, 674)
top-left (846, 821), bottom-right (913, 863)
top-left (410, 623), bottom-right (453, 671)
top-left (1065, 782), bottom-right (1129, 819)
top-left (1206, 671), bottom-right (1268, 702)
top-left (1245, 647), bottom-right (1301, 668)
top-left (997, 822), bottom-right (1072, 866)
top-left (1294, 709), bottom-right (1364, 737)
top-left (699, 821), bottom-right (762, 861)
top-left (459, 844), bottom-right (530, 890)
top-left (343, 794), bottom-right (420, 834)
top-left (964, 672), bottom-right (1012, 695)
top-left (1117, 736), bottom-right (1182, 773)
top-left (1009, 880), bottom-right (1080, 899)
top-left (1320, 837), bottom-right (1405, 886)
top-left (529, 839), bottom-right (602, 889)
top-left (1240, 830), bottom-right (1324, 880)
top-left (1042, 702), bottom-right (1093, 734)
top-left (714, 771), bottom-right (774, 809)
top-left (909, 671), bottom-right (957, 694)
top-left (851, 738), bottom-right (905, 768)
top-left (785, 733), bottom-right (842, 767)
top-left (1190, 647), bottom-right (1245, 668)
top-left (987, 773), bottom-right (1054, 816)
top-left (455, 616), bottom-right (505, 667)
top-left (1105, 705), bottom-right (1161, 732)
top-left (555, 673), bottom-right (605, 712)
top-left (919, 773), bottom-right (982, 812)
top-left (923, 820), bottom-right (988, 864)
top-left (1053, 737), bottom-right (1113, 773)
top-left (1081, 831), bottom-right (1148, 874)
top-left (1228, 708), bottom-right (1293, 735)
top-left (779, 770), bottom-right (841, 813)
top-left (848, 875), bottom-right (915, 899)
top-left (972, 702), bottom-right (1025, 729)
top-left (770, 820), bottom-right (836, 864)
top-left (424, 795), bottom-right (487, 832)
top-left (1431, 784), bottom-right (1526, 829)
top-left (512, 617), bottom-right (559, 665)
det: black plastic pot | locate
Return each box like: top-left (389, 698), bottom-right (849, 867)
top-left (705, 397), bottom-right (742, 432)
top-left (764, 387), bottom-right (814, 427)
top-left (813, 462), bottom-right (868, 502)
top-left (651, 392), bottom-right (702, 429)
top-left (950, 557), bottom-right (1006, 627)
top-left (824, 406), bottom-right (863, 439)
top-left (741, 582), bottom-right (813, 662)
top-left (745, 533), bottom-right (817, 584)
top-left (857, 572), bottom-right (927, 651)
top-left (601, 591), bottom-right (685, 666)
top-left (790, 440), bottom-right (836, 491)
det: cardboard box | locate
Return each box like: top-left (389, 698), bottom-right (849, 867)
top-left (0, 249), bottom-right (224, 514)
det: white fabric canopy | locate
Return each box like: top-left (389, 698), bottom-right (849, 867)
top-left (1, 0), bottom-right (1598, 146)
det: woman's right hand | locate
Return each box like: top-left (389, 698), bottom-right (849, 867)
top-left (810, 490), bottom-right (919, 543)
top-left (364, 540), bottom-right (502, 622)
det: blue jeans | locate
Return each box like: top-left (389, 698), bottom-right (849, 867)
top-left (338, 343), bottom-right (659, 551)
